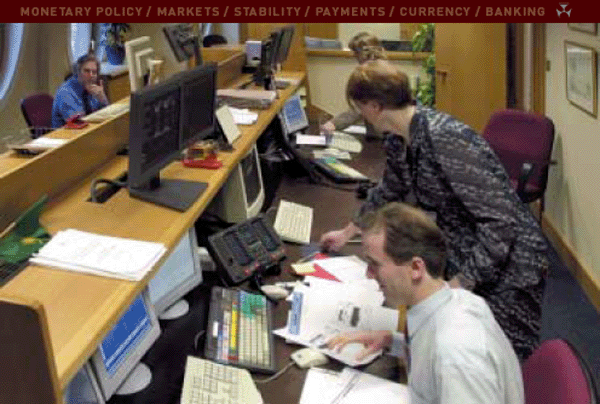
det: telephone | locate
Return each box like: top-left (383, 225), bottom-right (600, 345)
top-left (64, 113), bottom-right (88, 129)
top-left (207, 215), bottom-right (286, 285)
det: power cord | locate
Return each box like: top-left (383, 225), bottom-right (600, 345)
top-left (253, 360), bottom-right (295, 384)
top-left (89, 178), bottom-right (127, 203)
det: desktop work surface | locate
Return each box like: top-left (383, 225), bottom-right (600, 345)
top-left (0, 71), bottom-right (305, 403)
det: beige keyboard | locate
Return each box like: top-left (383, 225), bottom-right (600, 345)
top-left (329, 132), bottom-right (363, 153)
top-left (273, 200), bottom-right (313, 245)
top-left (82, 103), bottom-right (129, 123)
top-left (181, 356), bottom-right (263, 404)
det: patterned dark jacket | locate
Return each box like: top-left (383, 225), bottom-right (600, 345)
top-left (357, 106), bottom-right (548, 360)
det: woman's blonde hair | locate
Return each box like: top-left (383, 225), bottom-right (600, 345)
top-left (346, 60), bottom-right (414, 110)
top-left (348, 32), bottom-right (386, 64)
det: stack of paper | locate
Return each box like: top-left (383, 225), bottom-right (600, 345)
top-left (274, 255), bottom-right (398, 367)
top-left (299, 367), bottom-right (409, 404)
top-left (31, 229), bottom-right (166, 281)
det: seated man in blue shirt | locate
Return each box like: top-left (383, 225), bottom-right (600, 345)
top-left (327, 202), bottom-right (524, 404)
top-left (51, 53), bottom-right (108, 128)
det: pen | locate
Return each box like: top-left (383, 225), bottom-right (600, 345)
top-left (296, 250), bottom-right (319, 264)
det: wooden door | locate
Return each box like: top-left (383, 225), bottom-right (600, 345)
top-left (435, 23), bottom-right (507, 132)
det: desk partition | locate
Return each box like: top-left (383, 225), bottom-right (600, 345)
top-left (0, 57), bottom-right (305, 402)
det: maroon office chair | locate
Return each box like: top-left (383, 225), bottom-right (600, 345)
top-left (20, 93), bottom-right (54, 139)
top-left (522, 339), bottom-right (596, 404)
top-left (482, 109), bottom-right (555, 220)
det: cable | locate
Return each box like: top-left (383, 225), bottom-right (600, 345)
top-left (89, 178), bottom-right (127, 203)
top-left (253, 360), bottom-right (295, 384)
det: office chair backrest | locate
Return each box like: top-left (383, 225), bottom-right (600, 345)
top-left (522, 339), bottom-right (596, 404)
top-left (482, 109), bottom-right (555, 193)
top-left (20, 93), bottom-right (54, 139)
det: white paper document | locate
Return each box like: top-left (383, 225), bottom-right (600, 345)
top-left (300, 367), bottom-right (409, 404)
top-left (296, 134), bottom-right (327, 146)
top-left (31, 229), bottom-right (166, 281)
top-left (229, 107), bottom-right (258, 125)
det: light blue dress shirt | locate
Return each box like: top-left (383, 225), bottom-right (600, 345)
top-left (51, 75), bottom-right (107, 128)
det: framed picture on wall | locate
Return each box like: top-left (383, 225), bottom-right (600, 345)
top-left (568, 23), bottom-right (597, 35)
top-left (565, 41), bottom-right (597, 117)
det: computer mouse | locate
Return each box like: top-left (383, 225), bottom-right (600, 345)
top-left (260, 284), bottom-right (290, 300)
top-left (291, 347), bottom-right (329, 368)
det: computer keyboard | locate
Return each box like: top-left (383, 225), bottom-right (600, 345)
top-left (273, 200), bottom-right (313, 245)
top-left (328, 132), bottom-right (363, 153)
top-left (311, 158), bottom-right (370, 184)
top-left (82, 103), bottom-right (130, 123)
top-left (181, 356), bottom-right (263, 404)
top-left (204, 287), bottom-right (276, 374)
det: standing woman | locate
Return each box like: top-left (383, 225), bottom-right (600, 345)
top-left (320, 60), bottom-right (548, 361)
top-left (320, 32), bottom-right (386, 140)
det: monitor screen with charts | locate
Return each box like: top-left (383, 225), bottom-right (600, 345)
top-left (280, 93), bottom-right (309, 135)
top-left (148, 227), bottom-right (203, 318)
top-left (89, 289), bottom-right (160, 401)
top-left (274, 25), bottom-right (295, 66)
top-left (163, 23), bottom-right (202, 66)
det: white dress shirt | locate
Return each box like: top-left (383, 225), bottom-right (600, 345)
top-left (390, 283), bottom-right (524, 404)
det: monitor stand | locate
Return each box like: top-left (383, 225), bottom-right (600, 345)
top-left (115, 363), bottom-right (152, 396)
top-left (158, 299), bottom-right (190, 320)
top-left (129, 177), bottom-right (208, 212)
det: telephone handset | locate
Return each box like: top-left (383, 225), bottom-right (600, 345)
top-left (207, 215), bottom-right (286, 285)
top-left (64, 113), bottom-right (89, 129)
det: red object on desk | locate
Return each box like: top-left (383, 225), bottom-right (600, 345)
top-left (64, 114), bottom-right (88, 129)
top-left (182, 155), bottom-right (223, 169)
top-left (306, 263), bottom-right (341, 282)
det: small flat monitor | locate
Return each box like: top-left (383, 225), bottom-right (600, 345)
top-left (125, 36), bottom-right (153, 92)
top-left (128, 77), bottom-right (208, 212)
top-left (274, 25), bottom-right (295, 67)
top-left (89, 289), bottom-right (160, 401)
top-left (280, 93), bottom-right (309, 135)
top-left (179, 63), bottom-right (218, 149)
top-left (163, 23), bottom-right (202, 66)
top-left (148, 227), bottom-right (203, 319)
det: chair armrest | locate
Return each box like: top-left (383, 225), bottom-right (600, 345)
top-left (517, 162), bottom-right (535, 197)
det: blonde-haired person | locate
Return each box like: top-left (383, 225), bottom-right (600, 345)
top-left (320, 32), bottom-right (386, 140)
top-left (320, 60), bottom-right (548, 361)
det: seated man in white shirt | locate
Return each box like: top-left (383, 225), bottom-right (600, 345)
top-left (327, 202), bottom-right (524, 404)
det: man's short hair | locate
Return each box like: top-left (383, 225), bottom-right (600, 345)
top-left (359, 202), bottom-right (448, 278)
top-left (73, 53), bottom-right (100, 77)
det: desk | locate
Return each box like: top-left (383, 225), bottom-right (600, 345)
top-left (0, 69), bottom-right (305, 403)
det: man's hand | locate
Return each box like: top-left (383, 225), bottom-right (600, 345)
top-left (327, 330), bottom-right (392, 361)
top-left (86, 80), bottom-right (108, 104)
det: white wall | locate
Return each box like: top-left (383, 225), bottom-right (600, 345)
top-left (545, 23), bottom-right (600, 280)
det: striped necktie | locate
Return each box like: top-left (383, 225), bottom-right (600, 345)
top-left (82, 91), bottom-right (92, 115)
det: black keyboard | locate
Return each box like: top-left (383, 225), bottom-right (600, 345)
top-left (0, 260), bottom-right (27, 287)
top-left (204, 286), bottom-right (276, 374)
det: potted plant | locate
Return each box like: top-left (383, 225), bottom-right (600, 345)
top-left (412, 23), bottom-right (435, 106)
top-left (103, 23), bottom-right (130, 65)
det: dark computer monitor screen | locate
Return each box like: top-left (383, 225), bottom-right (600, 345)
top-left (275, 25), bottom-right (295, 66)
top-left (163, 23), bottom-right (202, 66)
top-left (179, 63), bottom-right (217, 149)
top-left (128, 78), bottom-right (182, 190)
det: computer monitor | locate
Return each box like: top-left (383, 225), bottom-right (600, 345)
top-left (89, 289), bottom-right (161, 401)
top-left (206, 145), bottom-right (265, 223)
top-left (163, 23), bottom-right (202, 67)
top-left (64, 363), bottom-right (105, 404)
top-left (125, 36), bottom-right (153, 92)
top-left (179, 63), bottom-right (217, 149)
top-left (279, 93), bottom-right (309, 135)
top-left (253, 34), bottom-right (278, 89)
top-left (274, 25), bottom-right (295, 68)
top-left (127, 77), bottom-right (208, 212)
top-left (148, 227), bottom-right (203, 320)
